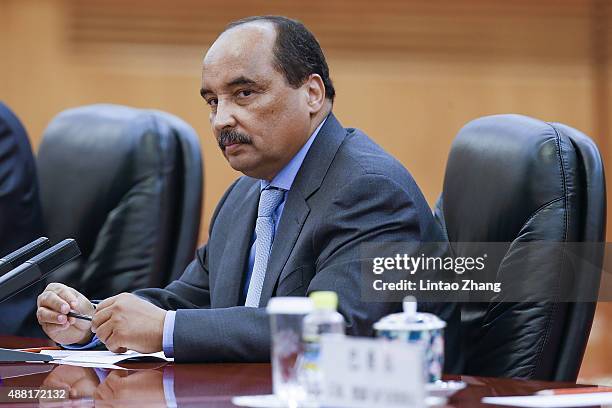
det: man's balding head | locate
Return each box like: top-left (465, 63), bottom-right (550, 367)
top-left (223, 16), bottom-right (335, 103)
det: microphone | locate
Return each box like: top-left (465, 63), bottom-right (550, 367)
top-left (0, 238), bottom-right (81, 362)
top-left (0, 237), bottom-right (51, 277)
top-left (0, 239), bottom-right (80, 304)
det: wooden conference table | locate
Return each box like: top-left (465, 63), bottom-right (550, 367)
top-left (0, 336), bottom-right (591, 407)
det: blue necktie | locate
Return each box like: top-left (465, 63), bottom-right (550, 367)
top-left (245, 187), bottom-right (286, 307)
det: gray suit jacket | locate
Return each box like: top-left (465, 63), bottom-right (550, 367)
top-left (135, 113), bottom-right (451, 363)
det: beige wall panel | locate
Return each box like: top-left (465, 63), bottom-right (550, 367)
top-left (330, 58), bottom-right (593, 205)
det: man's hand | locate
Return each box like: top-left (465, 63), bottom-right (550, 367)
top-left (92, 293), bottom-right (166, 354)
top-left (36, 283), bottom-right (95, 345)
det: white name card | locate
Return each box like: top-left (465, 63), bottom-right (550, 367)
top-left (320, 336), bottom-right (425, 408)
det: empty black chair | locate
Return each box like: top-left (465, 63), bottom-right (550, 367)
top-left (37, 104), bottom-right (203, 300)
top-left (0, 102), bottom-right (46, 337)
top-left (435, 114), bottom-right (606, 381)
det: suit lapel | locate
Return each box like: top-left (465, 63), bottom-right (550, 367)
top-left (258, 113), bottom-right (347, 306)
top-left (214, 181), bottom-right (259, 308)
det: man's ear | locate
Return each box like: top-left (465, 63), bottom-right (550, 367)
top-left (304, 74), bottom-right (326, 114)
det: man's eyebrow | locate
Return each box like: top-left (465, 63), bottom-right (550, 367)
top-left (226, 76), bottom-right (258, 87)
top-left (200, 76), bottom-right (259, 98)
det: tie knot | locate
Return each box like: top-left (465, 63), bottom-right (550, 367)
top-left (258, 187), bottom-right (285, 218)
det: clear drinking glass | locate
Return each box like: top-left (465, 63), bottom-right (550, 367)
top-left (267, 297), bottom-right (314, 407)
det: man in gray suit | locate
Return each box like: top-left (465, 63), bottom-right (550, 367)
top-left (36, 16), bottom-right (448, 362)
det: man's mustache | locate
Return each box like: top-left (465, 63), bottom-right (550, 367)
top-left (217, 130), bottom-right (252, 151)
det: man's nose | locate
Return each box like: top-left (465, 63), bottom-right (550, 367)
top-left (212, 101), bottom-right (237, 132)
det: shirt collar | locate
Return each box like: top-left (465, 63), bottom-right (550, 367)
top-left (260, 116), bottom-right (328, 192)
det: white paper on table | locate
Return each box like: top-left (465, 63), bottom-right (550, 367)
top-left (42, 350), bottom-right (173, 365)
top-left (50, 360), bottom-right (127, 370)
top-left (482, 392), bottom-right (612, 407)
top-left (38, 349), bottom-right (72, 359)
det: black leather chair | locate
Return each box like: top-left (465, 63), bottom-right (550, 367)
top-left (0, 102), bottom-right (46, 337)
top-left (37, 104), bottom-right (203, 300)
top-left (434, 114), bottom-right (606, 381)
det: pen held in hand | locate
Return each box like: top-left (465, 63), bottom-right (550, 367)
top-left (67, 310), bottom-right (92, 321)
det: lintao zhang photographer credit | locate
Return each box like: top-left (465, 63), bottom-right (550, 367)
top-left (361, 241), bottom-right (607, 303)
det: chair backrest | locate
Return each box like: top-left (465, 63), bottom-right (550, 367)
top-left (434, 114), bottom-right (606, 381)
top-left (37, 104), bottom-right (203, 300)
top-left (548, 123), bottom-right (606, 381)
top-left (0, 102), bottom-right (45, 336)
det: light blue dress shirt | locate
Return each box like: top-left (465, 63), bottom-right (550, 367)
top-left (66, 117), bottom-right (327, 360)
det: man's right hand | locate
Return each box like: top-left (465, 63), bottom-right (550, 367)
top-left (36, 283), bottom-right (95, 345)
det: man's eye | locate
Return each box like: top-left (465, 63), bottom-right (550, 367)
top-left (238, 90), bottom-right (253, 98)
top-left (206, 98), bottom-right (218, 107)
